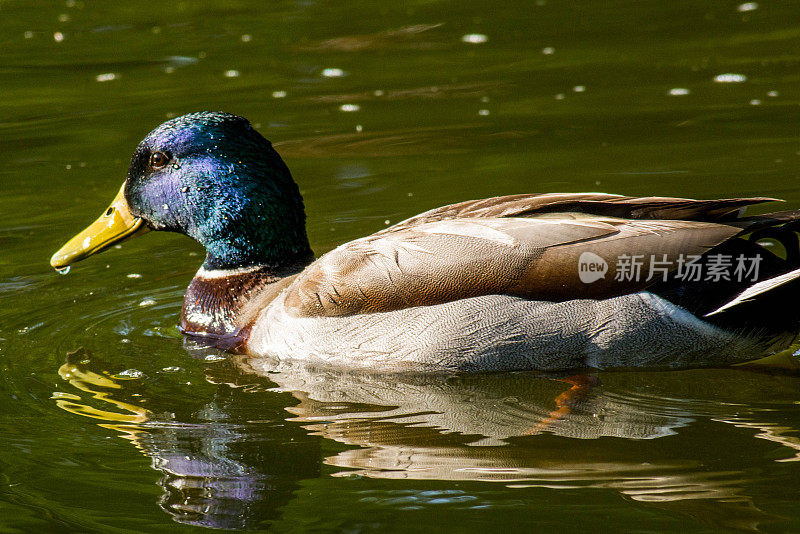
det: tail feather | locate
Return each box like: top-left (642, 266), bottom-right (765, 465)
top-left (705, 267), bottom-right (800, 317)
top-left (652, 210), bottom-right (800, 344)
top-left (735, 208), bottom-right (800, 231)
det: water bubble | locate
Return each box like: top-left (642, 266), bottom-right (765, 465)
top-left (139, 298), bottom-right (156, 307)
top-left (53, 32), bottom-right (64, 42)
top-left (339, 104), bottom-right (360, 112)
top-left (164, 56), bottom-right (198, 67)
top-left (223, 69), bottom-right (240, 78)
top-left (461, 33), bottom-right (488, 44)
top-left (95, 72), bottom-right (118, 82)
top-left (749, 99), bottom-right (761, 106)
top-left (240, 34), bottom-right (252, 42)
top-left (126, 273), bottom-right (141, 278)
top-left (116, 369), bottom-right (144, 379)
top-left (272, 90), bottom-right (287, 98)
top-left (714, 73), bottom-right (747, 83)
top-left (737, 2), bottom-right (758, 12)
top-left (478, 109), bottom-right (490, 116)
top-left (322, 67), bottom-right (346, 78)
top-left (52, 392), bottom-right (80, 400)
top-left (161, 366), bottom-right (183, 373)
top-left (555, 93), bottom-right (565, 100)
top-left (573, 85), bottom-right (586, 92)
top-left (204, 354), bottom-right (226, 362)
top-left (541, 47), bottom-right (555, 55)
top-left (55, 265), bottom-right (71, 275)
top-left (668, 88), bottom-right (690, 96)
top-left (767, 90), bottom-right (779, 97)
top-left (355, 124), bottom-right (363, 132)
top-left (24, 31), bottom-right (34, 39)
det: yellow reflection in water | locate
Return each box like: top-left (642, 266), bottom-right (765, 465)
top-left (53, 362), bottom-right (150, 437)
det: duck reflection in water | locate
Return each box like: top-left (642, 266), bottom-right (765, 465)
top-left (55, 347), bottom-right (800, 530)
top-left (55, 349), bottom-right (321, 530)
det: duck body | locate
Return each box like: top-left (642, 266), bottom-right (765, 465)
top-left (248, 292), bottom-right (750, 372)
top-left (51, 112), bottom-right (800, 372)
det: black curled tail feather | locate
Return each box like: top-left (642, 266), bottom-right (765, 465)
top-left (651, 210), bottom-right (800, 343)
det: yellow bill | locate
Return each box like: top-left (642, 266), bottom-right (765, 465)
top-left (50, 182), bottom-right (150, 270)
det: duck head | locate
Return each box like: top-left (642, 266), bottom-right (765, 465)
top-left (50, 111), bottom-right (312, 271)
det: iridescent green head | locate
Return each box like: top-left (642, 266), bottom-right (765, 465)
top-left (51, 112), bottom-right (312, 271)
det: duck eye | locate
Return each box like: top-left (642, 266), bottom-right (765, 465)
top-left (149, 151), bottom-right (170, 169)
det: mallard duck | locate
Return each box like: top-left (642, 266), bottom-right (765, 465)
top-left (51, 111), bottom-right (800, 371)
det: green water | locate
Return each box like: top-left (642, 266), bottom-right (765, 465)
top-left (2, 0), bottom-right (800, 531)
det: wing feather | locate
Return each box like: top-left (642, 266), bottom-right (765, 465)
top-left (284, 214), bottom-right (741, 317)
top-left (380, 193), bottom-right (777, 233)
